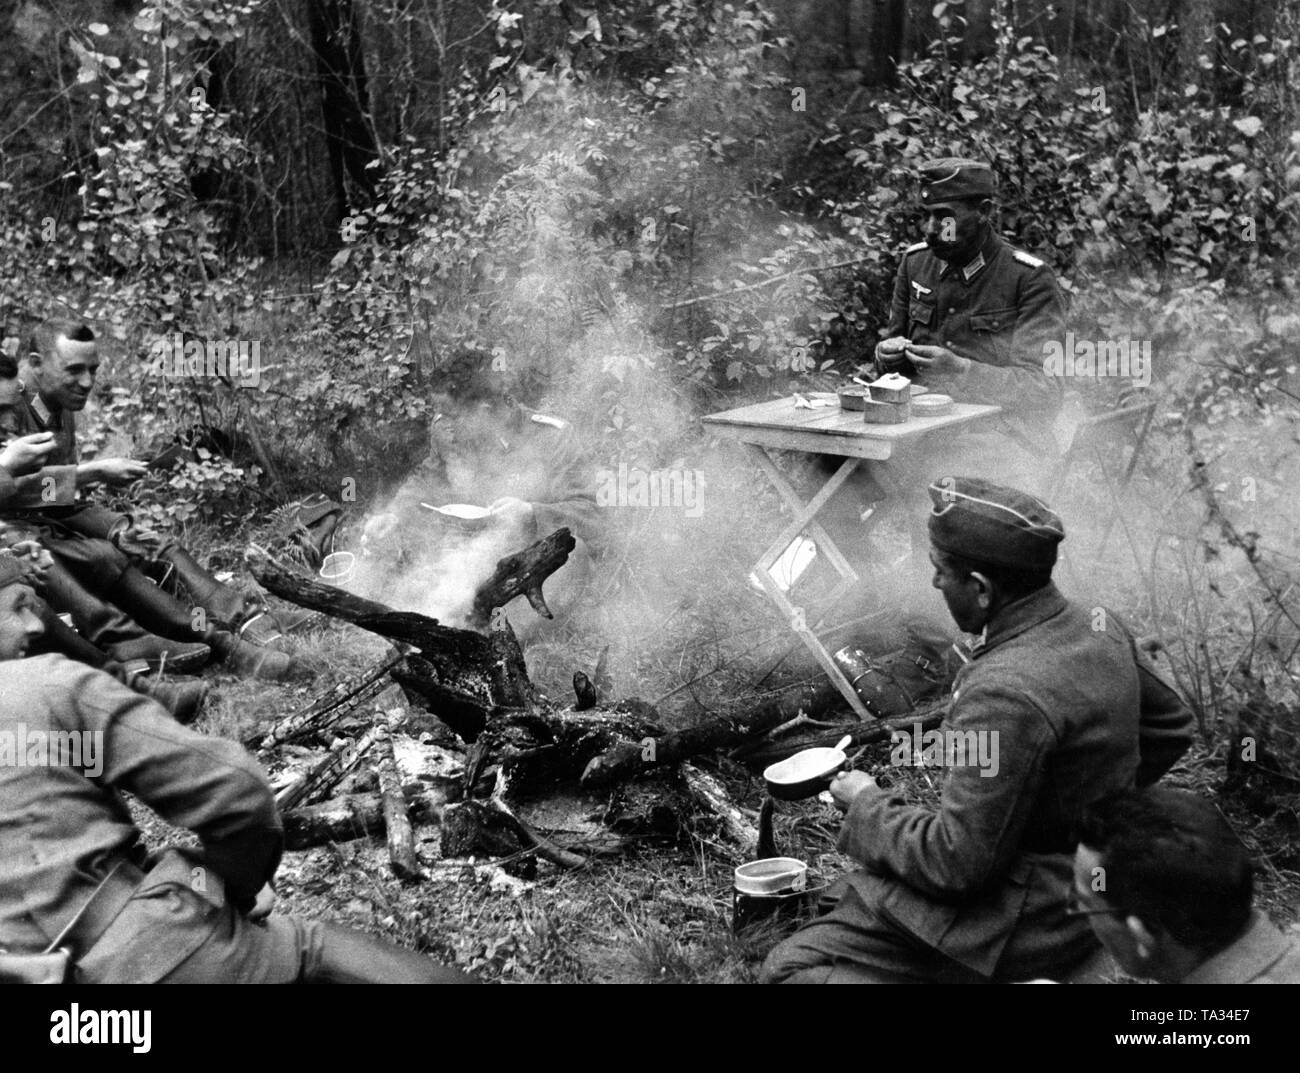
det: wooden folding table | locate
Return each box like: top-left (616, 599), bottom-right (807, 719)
top-left (703, 393), bottom-right (1002, 719)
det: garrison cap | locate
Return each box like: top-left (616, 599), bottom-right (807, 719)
top-left (918, 158), bottom-right (997, 204)
top-left (927, 476), bottom-right (1064, 572)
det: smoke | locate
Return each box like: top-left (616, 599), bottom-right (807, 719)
top-left (335, 42), bottom-right (1298, 715)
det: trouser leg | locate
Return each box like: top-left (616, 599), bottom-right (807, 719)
top-left (39, 556), bottom-right (151, 650)
top-left (760, 879), bottom-right (985, 984)
top-left (158, 911), bottom-right (476, 984)
top-left (105, 564), bottom-right (206, 641)
top-left (28, 594), bottom-right (114, 667)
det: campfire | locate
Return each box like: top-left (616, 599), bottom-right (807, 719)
top-left (247, 528), bottom-right (950, 882)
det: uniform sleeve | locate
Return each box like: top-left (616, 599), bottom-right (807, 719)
top-left (837, 681), bottom-right (1056, 899)
top-left (71, 665), bottom-right (283, 901)
top-left (1133, 644), bottom-right (1194, 786)
top-left (942, 263), bottom-right (1066, 418)
top-left (4, 465), bottom-right (79, 508)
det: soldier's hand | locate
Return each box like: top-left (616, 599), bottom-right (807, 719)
top-left (248, 883), bottom-right (276, 922)
top-left (829, 769), bottom-right (877, 811)
top-left (361, 512), bottom-right (399, 547)
top-left (873, 336), bottom-right (912, 369)
top-left (905, 343), bottom-right (971, 376)
top-left (0, 432), bottom-right (57, 476)
top-left (6, 539), bottom-right (52, 586)
top-left (88, 457), bottom-right (149, 484)
top-left (112, 525), bottom-right (162, 559)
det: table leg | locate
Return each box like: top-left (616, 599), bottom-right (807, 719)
top-left (743, 444), bottom-right (873, 721)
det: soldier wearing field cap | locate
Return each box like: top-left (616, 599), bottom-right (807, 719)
top-left (811, 158), bottom-right (1068, 576)
top-left (874, 157), bottom-right (1067, 476)
top-left (762, 477), bottom-right (1194, 984)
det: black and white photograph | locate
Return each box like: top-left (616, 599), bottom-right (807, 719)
top-left (0, 0), bottom-right (1296, 1030)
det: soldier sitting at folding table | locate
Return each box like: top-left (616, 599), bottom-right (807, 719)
top-left (0, 552), bottom-right (475, 984)
top-left (0, 323), bottom-right (300, 680)
top-left (813, 157), bottom-right (1068, 575)
top-left (762, 477), bottom-right (1193, 984)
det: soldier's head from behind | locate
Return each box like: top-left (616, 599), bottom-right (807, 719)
top-left (926, 476), bottom-right (1062, 634)
top-left (917, 158), bottom-right (996, 264)
top-left (1073, 787), bottom-right (1254, 983)
top-left (23, 320), bottom-right (100, 413)
top-left (0, 552), bottom-right (44, 660)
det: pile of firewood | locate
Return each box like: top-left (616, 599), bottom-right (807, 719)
top-left (247, 529), bottom-right (947, 880)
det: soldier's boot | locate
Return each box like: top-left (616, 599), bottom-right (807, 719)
top-left (40, 558), bottom-right (211, 670)
top-left (156, 542), bottom-right (262, 630)
top-left (106, 566), bottom-right (303, 682)
top-left (117, 661), bottom-right (211, 725)
top-left (204, 628), bottom-right (306, 683)
top-left (35, 586), bottom-right (212, 672)
top-left (157, 542), bottom-right (296, 650)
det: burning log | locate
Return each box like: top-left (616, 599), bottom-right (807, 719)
top-left (274, 726), bottom-right (383, 811)
top-left (729, 702), bottom-right (950, 769)
top-left (250, 544), bottom-right (807, 873)
top-left (282, 788), bottom-right (446, 850)
top-left (467, 528), bottom-right (577, 628)
top-left (248, 647), bottom-right (408, 753)
top-left (580, 698), bottom-right (810, 789)
top-left (680, 763), bottom-right (758, 856)
top-left (374, 689), bottom-right (421, 880)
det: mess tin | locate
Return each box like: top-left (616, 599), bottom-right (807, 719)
top-left (420, 502), bottom-right (493, 533)
top-left (763, 735), bottom-right (853, 801)
top-left (732, 859), bottom-right (822, 934)
top-left (836, 387), bottom-right (870, 411)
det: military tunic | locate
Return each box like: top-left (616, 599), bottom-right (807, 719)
top-left (0, 654), bottom-right (465, 983)
top-left (885, 229), bottom-right (1066, 458)
top-left (763, 584), bottom-right (1194, 983)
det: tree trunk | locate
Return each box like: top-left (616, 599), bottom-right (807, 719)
top-left (862, 0), bottom-right (907, 86)
top-left (305, 0), bottom-right (380, 227)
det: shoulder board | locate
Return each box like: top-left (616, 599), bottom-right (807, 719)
top-left (905, 241), bottom-right (928, 255)
top-left (1012, 249), bottom-right (1045, 268)
top-left (530, 413), bottom-right (568, 430)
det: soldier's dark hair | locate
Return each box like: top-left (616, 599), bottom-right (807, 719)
top-left (29, 320), bottom-right (95, 363)
top-left (936, 550), bottom-right (1050, 600)
top-left (0, 352), bottom-right (17, 379)
top-left (1076, 788), bottom-right (1253, 957)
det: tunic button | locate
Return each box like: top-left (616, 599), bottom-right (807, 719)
top-left (947, 307), bottom-right (956, 314)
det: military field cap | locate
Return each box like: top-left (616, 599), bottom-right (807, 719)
top-left (918, 157), bottom-right (997, 204)
top-left (0, 550), bottom-right (30, 590)
top-left (928, 476), bottom-right (1064, 571)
